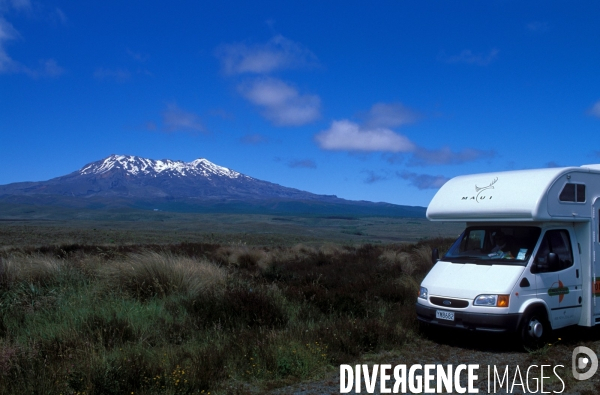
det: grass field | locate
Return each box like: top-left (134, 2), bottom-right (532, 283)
top-left (1, 213), bottom-right (598, 394)
top-left (0, 211), bottom-right (465, 394)
top-left (0, 210), bottom-right (464, 248)
top-left (0, 237), bottom-right (459, 394)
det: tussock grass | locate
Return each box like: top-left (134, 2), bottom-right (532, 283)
top-left (0, 238), bottom-right (454, 394)
top-left (411, 244), bottom-right (434, 274)
top-left (0, 254), bottom-right (66, 289)
top-left (101, 251), bottom-right (227, 299)
top-left (318, 242), bottom-right (344, 256)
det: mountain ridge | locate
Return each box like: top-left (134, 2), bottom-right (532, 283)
top-left (0, 154), bottom-right (425, 217)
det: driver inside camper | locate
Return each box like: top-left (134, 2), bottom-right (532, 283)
top-left (490, 231), bottom-right (514, 258)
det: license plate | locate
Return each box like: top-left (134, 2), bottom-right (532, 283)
top-left (436, 310), bottom-right (455, 321)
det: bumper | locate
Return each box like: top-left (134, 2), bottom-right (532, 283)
top-left (415, 303), bottom-right (522, 333)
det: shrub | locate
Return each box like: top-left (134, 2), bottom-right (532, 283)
top-left (291, 243), bottom-right (317, 255)
top-left (182, 285), bottom-right (288, 330)
top-left (410, 244), bottom-right (434, 275)
top-left (80, 312), bottom-right (136, 349)
top-left (0, 254), bottom-right (66, 290)
top-left (214, 245), bottom-right (266, 268)
top-left (101, 251), bottom-right (226, 300)
top-left (319, 243), bottom-right (344, 256)
top-left (397, 252), bottom-right (416, 275)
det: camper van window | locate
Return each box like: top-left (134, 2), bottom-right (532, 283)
top-left (559, 183), bottom-right (586, 203)
top-left (559, 184), bottom-right (575, 201)
top-left (577, 184), bottom-right (586, 202)
top-left (532, 229), bottom-right (574, 273)
top-left (444, 226), bottom-right (541, 265)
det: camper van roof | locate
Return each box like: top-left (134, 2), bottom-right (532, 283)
top-left (427, 165), bottom-right (600, 222)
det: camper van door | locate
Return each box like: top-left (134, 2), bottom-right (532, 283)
top-left (533, 228), bottom-right (582, 329)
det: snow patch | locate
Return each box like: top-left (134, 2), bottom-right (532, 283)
top-left (79, 154), bottom-right (250, 180)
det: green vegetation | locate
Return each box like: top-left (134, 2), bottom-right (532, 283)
top-left (0, 237), bottom-right (455, 394)
top-left (0, 209), bottom-right (463, 248)
top-left (0, 211), bottom-right (463, 393)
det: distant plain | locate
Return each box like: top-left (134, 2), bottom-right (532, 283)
top-left (0, 202), bottom-right (463, 248)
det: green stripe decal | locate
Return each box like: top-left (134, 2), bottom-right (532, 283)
top-left (548, 287), bottom-right (569, 296)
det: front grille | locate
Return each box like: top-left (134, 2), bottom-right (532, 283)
top-left (430, 296), bottom-right (469, 308)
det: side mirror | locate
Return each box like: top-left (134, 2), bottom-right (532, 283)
top-left (432, 248), bottom-right (439, 264)
top-left (547, 252), bottom-right (559, 271)
top-left (533, 252), bottom-right (559, 273)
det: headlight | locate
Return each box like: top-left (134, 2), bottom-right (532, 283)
top-left (473, 294), bottom-right (509, 307)
top-left (418, 286), bottom-right (428, 300)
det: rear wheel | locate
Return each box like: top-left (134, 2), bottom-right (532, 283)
top-left (520, 308), bottom-right (550, 350)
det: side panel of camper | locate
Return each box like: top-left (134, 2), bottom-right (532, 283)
top-left (593, 198), bottom-right (600, 323)
top-left (574, 222), bottom-right (593, 327)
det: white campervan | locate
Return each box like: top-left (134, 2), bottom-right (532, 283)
top-left (416, 165), bottom-right (600, 347)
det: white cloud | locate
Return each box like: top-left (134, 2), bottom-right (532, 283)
top-left (93, 67), bottom-right (131, 82)
top-left (363, 170), bottom-right (388, 184)
top-left (216, 34), bottom-right (318, 75)
top-left (315, 103), bottom-right (495, 174)
top-left (162, 103), bottom-right (205, 133)
top-left (398, 172), bottom-right (450, 190)
top-left (315, 120), bottom-right (415, 152)
top-left (0, 10), bottom-right (65, 77)
top-left (288, 159), bottom-right (316, 169)
top-left (442, 48), bottom-right (499, 66)
top-left (16, 58), bottom-right (65, 78)
top-left (0, 0), bottom-right (31, 12)
top-left (38, 58), bottom-right (63, 77)
top-left (127, 48), bottom-right (149, 63)
top-left (409, 146), bottom-right (497, 166)
top-left (240, 133), bottom-right (268, 145)
top-left (588, 101), bottom-right (600, 118)
top-left (238, 77), bottom-right (320, 126)
top-left (362, 102), bottom-right (418, 129)
top-left (0, 16), bottom-right (19, 73)
top-left (50, 7), bottom-right (67, 25)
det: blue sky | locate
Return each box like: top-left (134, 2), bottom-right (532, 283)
top-left (1, 1), bottom-right (599, 207)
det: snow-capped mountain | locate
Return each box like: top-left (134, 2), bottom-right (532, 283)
top-left (0, 154), bottom-right (331, 200)
top-left (79, 155), bottom-right (247, 180)
top-left (0, 154), bottom-right (426, 217)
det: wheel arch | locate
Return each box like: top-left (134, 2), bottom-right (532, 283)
top-left (518, 299), bottom-right (550, 317)
top-left (517, 300), bottom-right (552, 329)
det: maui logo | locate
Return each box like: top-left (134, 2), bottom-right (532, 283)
top-left (461, 177), bottom-right (498, 203)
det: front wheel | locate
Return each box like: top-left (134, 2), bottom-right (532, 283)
top-left (519, 308), bottom-right (550, 350)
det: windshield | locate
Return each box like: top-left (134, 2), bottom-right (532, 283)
top-left (444, 226), bottom-right (541, 265)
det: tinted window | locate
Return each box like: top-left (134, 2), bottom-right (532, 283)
top-left (532, 229), bottom-right (573, 273)
top-left (559, 183), bottom-right (585, 203)
top-left (577, 184), bottom-right (586, 202)
top-left (559, 184), bottom-right (575, 201)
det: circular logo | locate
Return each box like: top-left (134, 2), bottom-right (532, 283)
top-left (572, 346), bottom-right (598, 380)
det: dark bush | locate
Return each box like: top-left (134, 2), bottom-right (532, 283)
top-left (81, 313), bottom-right (136, 349)
top-left (183, 287), bottom-right (287, 330)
